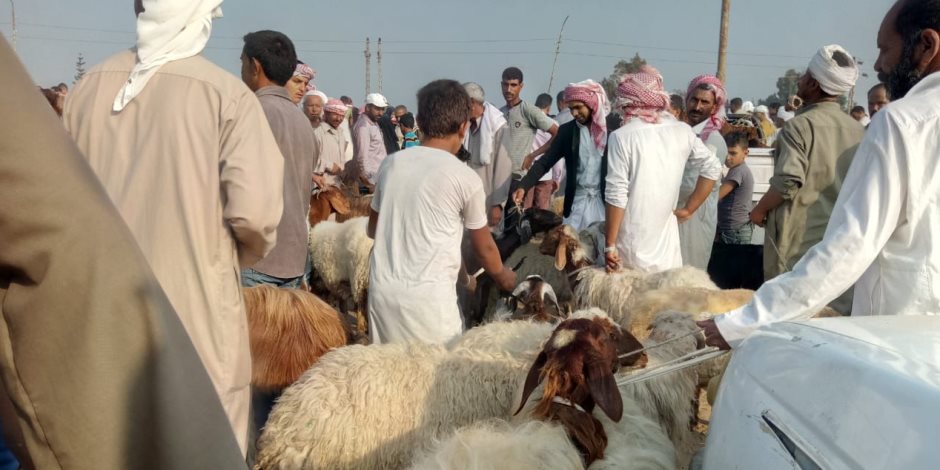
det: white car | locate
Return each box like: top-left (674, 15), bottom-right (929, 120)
top-left (700, 316), bottom-right (940, 469)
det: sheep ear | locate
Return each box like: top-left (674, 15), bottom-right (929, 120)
top-left (554, 236), bottom-right (568, 271)
top-left (586, 362), bottom-right (623, 422)
top-left (514, 352), bottom-right (547, 416)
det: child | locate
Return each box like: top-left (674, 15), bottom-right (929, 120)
top-left (399, 112), bottom-right (420, 148)
top-left (716, 132), bottom-right (755, 244)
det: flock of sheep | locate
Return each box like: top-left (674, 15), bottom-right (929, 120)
top-left (240, 197), bottom-right (772, 469)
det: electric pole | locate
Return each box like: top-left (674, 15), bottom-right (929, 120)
top-left (717, 0), bottom-right (730, 83)
top-left (364, 37), bottom-right (371, 97)
top-left (377, 37), bottom-right (383, 94)
top-left (547, 15), bottom-right (569, 94)
top-left (7, 0), bottom-right (15, 52)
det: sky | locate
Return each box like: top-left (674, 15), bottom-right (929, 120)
top-left (2, 0), bottom-right (891, 111)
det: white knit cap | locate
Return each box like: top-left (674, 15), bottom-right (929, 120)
top-left (807, 44), bottom-right (859, 96)
top-left (365, 93), bottom-right (389, 108)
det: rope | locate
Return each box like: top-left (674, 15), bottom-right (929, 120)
top-left (618, 328), bottom-right (706, 360)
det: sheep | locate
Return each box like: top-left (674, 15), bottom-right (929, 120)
top-left (308, 216), bottom-right (373, 334)
top-left (255, 309), bottom-right (639, 470)
top-left (411, 316), bottom-right (674, 470)
top-left (490, 275), bottom-right (564, 323)
top-left (243, 285), bottom-right (349, 391)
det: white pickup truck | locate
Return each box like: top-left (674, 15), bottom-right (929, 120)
top-left (699, 316), bottom-right (940, 469)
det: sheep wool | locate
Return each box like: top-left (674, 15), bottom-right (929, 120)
top-left (309, 216), bottom-right (374, 310)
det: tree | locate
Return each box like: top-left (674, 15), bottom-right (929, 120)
top-left (600, 53), bottom-right (647, 102)
top-left (759, 68), bottom-right (801, 105)
top-left (74, 53), bottom-right (86, 84)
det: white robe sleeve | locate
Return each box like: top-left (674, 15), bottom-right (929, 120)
top-left (686, 133), bottom-right (721, 181)
top-left (715, 114), bottom-right (905, 347)
top-left (604, 133), bottom-right (631, 209)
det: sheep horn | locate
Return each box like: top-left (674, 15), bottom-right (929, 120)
top-left (538, 282), bottom-right (562, 319)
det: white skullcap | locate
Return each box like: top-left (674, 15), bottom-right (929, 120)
top-left (754, 105), bottom-right (769, 114)
top-left (808, 44), bottom-right (858, 96)
top-left (741, 101), bottom-right (755, 114)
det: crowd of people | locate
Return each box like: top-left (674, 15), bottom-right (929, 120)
top-left (2, 0), bottom-right (940, 468)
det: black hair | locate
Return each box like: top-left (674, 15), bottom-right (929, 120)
top-left (416, 79), bottom-right (471, 138)
top-left (340, 95), bottom-right (352, 104)
top-left (896, 0), bottom-right (940, 46)
top-left (768, 101), bottom-right (781, 110)
top-left (556, 89), bottom-right (566, 103)
top-left (501, 66), bottom-right (524, 82)
top-left (670, 94), bottom-right (685, 112)
top-left (851, 105), bottom-right (867, 114)
top-left (399, 112), bottom-right (416, 129)
top-left (868, 83), bottom-right (889, 97)
top-left (535, 93), bottom-right (553, 109)
top-left (724, 131), bottom-right (750, 150)
top-left (242, 30), bottom-right (297, 86)
top-left (729, 97), bottom-right (743, 108)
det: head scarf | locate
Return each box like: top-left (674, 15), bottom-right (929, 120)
top-left (299, 90), bottom-right (328, 112)
top-left (686, 74), bottom-right (727, 141)
top-left (113, 0), bottom-right (223, 111)
top-left (294, 62), bottom-right (316, 92)
top-left (808, 44), bottom-right (858, 96)
top-left (564, 79), bottom-right (610, 151)
top-left (324, 98), bottom-right (348, 115)
top-left (740, 101), bottom-right (755, 114)
top-left (615, 66), bottom-right (671, 124)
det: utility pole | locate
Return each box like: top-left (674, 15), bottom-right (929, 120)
top-left (547, 15), bottom-right (569, 94)
top-left (377, 37), bottom-right (383, 94)
top-left (717, 0), bottom-right (730, 83)
top-left (364, 37), bottom-right (371, 97)
top-left (7, 0), bottom-right (15, 52)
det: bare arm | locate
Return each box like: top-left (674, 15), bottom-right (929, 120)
top-left (675, 176), bottom-right (717, 223)
top-left (718, 181), bottom-right (738, 200)
top-left (604, 203), bottom-right (626, 272)
top-left (749, 187), bottom-right (785, 226)
top-left (523, 123), bottom-right (559, 168)
top-left (469, 227), bottom-right (516, 291)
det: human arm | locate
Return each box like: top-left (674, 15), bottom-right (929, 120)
top-left (702, 118), bottom-right (904, 349)
top-left (749, 187), bottom-right (785, 226)
top-left (469, 227), bottom-right (516, 291)
top-left (765, 122), bottom-right (808, 204)
top-left (521, 105), bottom-right (560, 169)
top-left (522, 123), bottom-right (559, 169)
top-left (513, 125), bottom-right (567, 204)
top-left (675, 137), bottom-right (719, 223)
top-left (603, 134), bottom-right (631, 272)
top-left (604, 203), bottom-right (626, 272)
top-left (220, 92), bottom-right (285, 267)
top-left (718, 181), bottom-right (738, 200)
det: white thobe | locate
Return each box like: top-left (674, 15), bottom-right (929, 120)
top-left (605, 116), bottom-right (721, 272)
top-left (677, 120), bottom-right (728, 269)
top-left (566, 122), bottom-right (606, 231)
top-left (716, 72), bottom-right (940, 347)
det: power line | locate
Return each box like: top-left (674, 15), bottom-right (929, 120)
top-left (565, 38), bottom-right (813, 61)
top-left (558, 51), bottom-right (800, 70)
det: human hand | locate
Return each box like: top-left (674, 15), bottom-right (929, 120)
top-left (512, 188), bottom-right (526, 206)
top-left (674, 208), bottom-right (693, 224)
top-left (749, 209), bottom-right (766, 227)
top-left (493, 266), bottom-right (518, 292)
top-left (522, 154), bottom-right (535, 170)
top-left (488, 206), bottom-right (503, 227)
top-left (605, 248), bottom-right (621, 273)
top-left (696, 318), bottom-right (732, 350)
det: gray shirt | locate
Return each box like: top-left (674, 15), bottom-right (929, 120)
top-left (501, 100), bottom-right (556, 172)
top-left (251, 86), bottom-right (316, 278)
top-left (718, 163), bottom-right (754, 231)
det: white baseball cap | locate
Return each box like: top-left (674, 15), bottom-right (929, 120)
top-left (365, 93), bottom-right (389, 108)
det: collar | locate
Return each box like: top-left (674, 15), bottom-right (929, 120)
top-left (904, 70), bottom-right (940, 98)
top-left (552, 396), bottom-right (587, 413)
top-left (255, 85), bottom-right (292, 101)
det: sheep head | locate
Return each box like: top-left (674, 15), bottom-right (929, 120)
top-left (507, 275), bottom-right (564, 322)
top-left (523, 208), bottom-right (564, 235)
top-left (539, 225), bottom-right (590, 272)
top-left (514, 317), bottom-right (646, 465)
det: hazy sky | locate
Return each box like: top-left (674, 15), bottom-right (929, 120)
top-left (3, 0), bottom-right (892, 110)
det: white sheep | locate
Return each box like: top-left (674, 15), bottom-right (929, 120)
top-left (308, 216), bottom-right (373, 333)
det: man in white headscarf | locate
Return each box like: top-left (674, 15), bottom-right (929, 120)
top-left (64, 0), bottom-right (284, 454)
top-left (747, 44), bottom-right (864, 314)
top-left (463, 82), bottom-right (513, 228)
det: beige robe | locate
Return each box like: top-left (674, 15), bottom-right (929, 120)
top-left (765, 101), bottom-right (863, 312)
top-left (64, 50), bottom-right (284, 453)
top-left (0, 38), bottom-right (246, 469)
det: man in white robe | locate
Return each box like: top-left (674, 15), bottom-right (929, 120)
top-left (700, 0), bottom-right (940, 349)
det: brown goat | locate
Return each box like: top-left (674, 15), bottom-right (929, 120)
top-left (308, 187), bottom-right (351, 227)
top-left (335, 194), bottom-right (374, 223)
top-left (243, 285), bottom-right (348, 391)
top-left (515, 316), bottom-right (647, 466)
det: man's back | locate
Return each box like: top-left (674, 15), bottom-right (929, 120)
top-left (64, 49), bottom-right (283, 453)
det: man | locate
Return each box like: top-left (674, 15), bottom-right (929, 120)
top-left (604, 66), bottom-right (721, 273)
top-left (239, 31), bottom-right (316, 290)
top-left (754, 105), bottom-right (778, 141)
top-left (728, 97), bottom-right (743, 114)
top-left (850, 105), bottom-right (871, 126)
top-left (352, 92), bottom-right (390, 193)
top-left (526, 94), bottom-right (563, 210)
top-left (463, 82), bottom-right (513, 229)
top-left (748, 44), bottom-right (865, 314)
top-left (286, 60), bottom-right (314, 104)
top-left (700, 0), bottom-right (940, 349)
top-left (313, 98), bottom-right (350, 189)
top-left (301, 90), bottom-right (327, 128)
top-left (512, 79), bottom-right (611, 231)
top-left (500, 67), bottom-right (558, 222)
top-left (393, 104), bottom-right (408, 147)
top-left (868, 82), bottom-right (891, 116)
top-left (680, 75), bottom-right (729, 269)
top-left (556, 89), bottom-right (573, 124)
top-left (63, 0), bottom-right (284, 455)
top-left (1, 35), bottom-right (246, 470)
top-left (367, 79), bottom-right (517, 344)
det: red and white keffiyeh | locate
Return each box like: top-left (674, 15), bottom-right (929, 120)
top-left (686, 74), bottom-right (727, 140)
top-left (616, 66), bottom-right (671, 124)
top-left (564, 79), bottom-right (610, 151)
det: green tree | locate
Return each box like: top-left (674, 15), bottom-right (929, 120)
top-left (759, 68), bottom-right (801, 106)
top-left (74, 52), bottom-right (87, 84)
top-left (600, 53), bottom-right (647, 102)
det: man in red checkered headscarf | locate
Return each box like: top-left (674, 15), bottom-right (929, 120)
top-left (603, 65), bottom-right (723, 274)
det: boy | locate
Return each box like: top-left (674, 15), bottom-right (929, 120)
top-left (399, 112), bottom-right (420, 148)
top-left (717, 132), bottom-right (755, 244)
